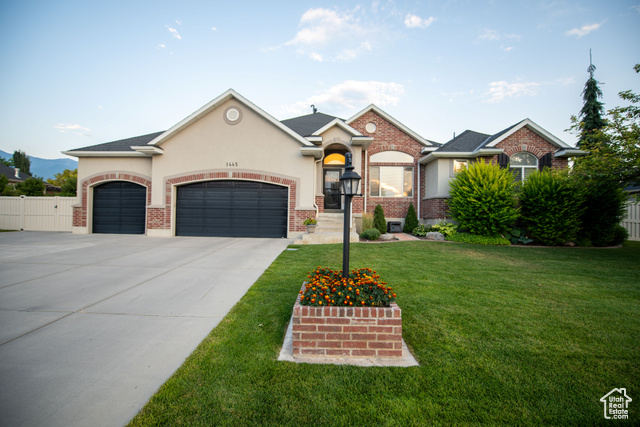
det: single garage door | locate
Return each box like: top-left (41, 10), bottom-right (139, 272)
top-left (176, 180), bottom-right (288, 238)
top-left (93, 181), bottom-right (147, 234)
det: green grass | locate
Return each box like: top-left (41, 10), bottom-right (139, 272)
top-left (129, 241), bottom-right (640, 426)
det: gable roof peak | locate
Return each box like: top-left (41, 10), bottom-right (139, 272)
top-left (147, 89), bottom-right (313, 147)
top-left (346, 104), bottom-right (437, 147)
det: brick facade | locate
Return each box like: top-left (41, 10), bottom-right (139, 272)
top-left (491, 127), bottom-right (569, 170)
top-left (421, 198), bottom-right (450, 221)
top-left (349, 110), bottom-right (426, 219)
top-left (74, 172), bottom-right (152, 228)
top-left (292, 293), bottom-right (403, 358)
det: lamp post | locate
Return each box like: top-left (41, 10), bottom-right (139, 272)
top-left (339, 152), bottom-right (361, 280)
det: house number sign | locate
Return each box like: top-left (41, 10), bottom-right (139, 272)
top-left (226, 162), bottom-right (238, 167)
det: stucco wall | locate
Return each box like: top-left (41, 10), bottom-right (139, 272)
top-left (149, 99), bottom-right (315, 209)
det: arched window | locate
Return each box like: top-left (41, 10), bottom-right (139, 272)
top-left (324, 153), bottom-right (345, 165)
top-left (509, 152), bottom-right (538, 181)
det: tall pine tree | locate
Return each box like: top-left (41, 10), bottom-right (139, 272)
top-left (578, 51), bottom-right (606, 150)
top-left (12, 150), bottom-right (31, 175)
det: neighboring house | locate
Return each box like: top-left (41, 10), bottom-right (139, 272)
top-left (0, 164), bottom-right (31, 185)
top-left (63, 89), bottom-right (584, 238)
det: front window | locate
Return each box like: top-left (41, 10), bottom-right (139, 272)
top-left (453, 160), bottom-right (468, 173)
top-left (370, 166), bottom-right (413, 197)
top-left (509, 152), bottom-right (538, 181)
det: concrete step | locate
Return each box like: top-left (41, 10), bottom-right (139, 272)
top-left (294, 231), bottom-right (360, 245)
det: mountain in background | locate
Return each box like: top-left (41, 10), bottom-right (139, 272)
top-left (0, 149), bottom-right (77, 180)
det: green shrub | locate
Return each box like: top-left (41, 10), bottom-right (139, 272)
top-left (447, 232), bottom-right (511, 246)
top-left (361, 212), bottom-right (374, 231)
top-left (431, 221), bottom-right (457, 237)
top-left (0, 174), bottom-right (8, 194)
top-left (505, 227), bottom-right (534, 245)
top-left (576, 179), bottom-right (627, 246)
top-left (360, 228), bottom-right (381, 241)
top-left (448, 161), bottom-right (519, 236)
top-left (403, 203), bottom-right (419, 233)
top-left (412, 224), bottom-right (431, 237)
top-left (519, 170), bottom-right (583, 245)
top-left (373, 204), bottom-right (387, 234)
top-left (611, 224), bottom-right (629, 246)
top-left (15, 177), bottom-right (45, 196)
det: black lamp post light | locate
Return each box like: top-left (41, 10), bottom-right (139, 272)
top-left (339, 152), bottom-right (361, 280)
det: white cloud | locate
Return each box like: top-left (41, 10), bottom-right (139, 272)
top-left (478, 29), bottom-right (520, 41)
top-left (278, 7), bottom-right (376, 62)
top-left (167, 26), bottom-right (182, 40)
top-left (485, 81), bottom-right (541, 103)
top-left (157, 43), bottom-right (167, 49)
top-left (175, 20), bottom-right (182, 25)
top-left (54, 123), bottom-right (91, 136)
top-left (566, 23), bottom-right (601, 37)
top-left (280, 81), bottom-right (405, 116)
top-left (404, 14), bottom-right (436, 29)
top-left (502, 46), bottom-right (514, 52)
top-left (211, 26), bottom-right (217, 31)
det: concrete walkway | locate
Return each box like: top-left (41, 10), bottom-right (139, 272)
top-left (0, 232), bottom-right (290, 427)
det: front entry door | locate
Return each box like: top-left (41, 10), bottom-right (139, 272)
top-left (323, 169), bottom-right (343, 210)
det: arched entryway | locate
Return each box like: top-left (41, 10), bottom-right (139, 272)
top-left (323, 145), bottom-right (349, 211)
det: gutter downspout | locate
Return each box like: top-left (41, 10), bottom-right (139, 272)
top-left (364, 150), bottom-right (368, 213)
top-left (417, 161), bottom-right (420, 222)
top-left (313, 155), bottom-right (324, 216)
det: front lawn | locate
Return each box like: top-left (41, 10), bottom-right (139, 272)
top-left (129, 241), bottom-right (640, 426)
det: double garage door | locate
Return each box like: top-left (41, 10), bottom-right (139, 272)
top-left (176, 181), bottom-right (288, 238)
top-left (93, 180), bottom-right (288, 238)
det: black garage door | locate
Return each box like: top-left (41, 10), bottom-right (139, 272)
top-left (176, 181), bottom-right (288, 238)
top-left (93, 181), bottom-right (147, 234)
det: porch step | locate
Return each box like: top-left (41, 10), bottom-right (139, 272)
top-left (294, 212), bottom-right (359, 245)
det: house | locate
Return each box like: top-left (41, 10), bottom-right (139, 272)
top-left (63, 89), bottom-right (584, 238)
top-left (0, 164), bottom-right (31, 185)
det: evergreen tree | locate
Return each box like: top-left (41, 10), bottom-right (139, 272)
top-left (373, 204), bottom-right (387, 234)
top-left (12, 150), bottom-right (31, 175)
top-left (577, 52), bottom-right (606, 149)
top-left (403, 202), bottom-right (419, 233)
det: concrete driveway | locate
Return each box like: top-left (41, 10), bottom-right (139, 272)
top-left (0, 232), bottom-right (290, 427)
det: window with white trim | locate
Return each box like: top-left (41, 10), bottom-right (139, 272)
top-left (509, 152), bottom-right (538, 181)
top-left (370, 166), bottom-right (413, 197)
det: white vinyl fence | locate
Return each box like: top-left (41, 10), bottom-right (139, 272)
top-left (0, 196), bottom-right (76, 232)
top-left (622, 201), bottom-right (640, 241)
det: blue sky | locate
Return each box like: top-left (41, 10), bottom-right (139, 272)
top-left (0, 0), bottom-right (638, 159)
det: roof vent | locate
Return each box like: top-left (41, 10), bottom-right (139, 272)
top-left (15, 168), bottom-right (20, 178)
top-left (310, 104), bottom-right (317, 114)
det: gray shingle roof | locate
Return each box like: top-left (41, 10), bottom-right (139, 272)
top-left (436, 119), bottom-right (527, 153)
top-left (281, 113), bottom-right (340, 137)
top-left (436, 130), bottom-right (491, 153)
top-left (0, 163), bottom-right (31, 181)
top-left (67, 131), bottom-right (165, 152)
top-left (477, 120), bottom-right (524, 149)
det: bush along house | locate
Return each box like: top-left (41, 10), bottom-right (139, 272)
top-left (63, 89), bottom-right (586, 240)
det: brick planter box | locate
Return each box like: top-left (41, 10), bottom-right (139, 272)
top-left (292, 292), bottom-right (403, 358)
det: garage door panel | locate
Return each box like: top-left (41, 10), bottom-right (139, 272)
top-left (93, 182), bottom-right (146, 234)
top-left (176, 180), bottom-right (287, 238)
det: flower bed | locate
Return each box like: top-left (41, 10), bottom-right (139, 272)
top-left (293, 267), bottom-right (402, 358)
